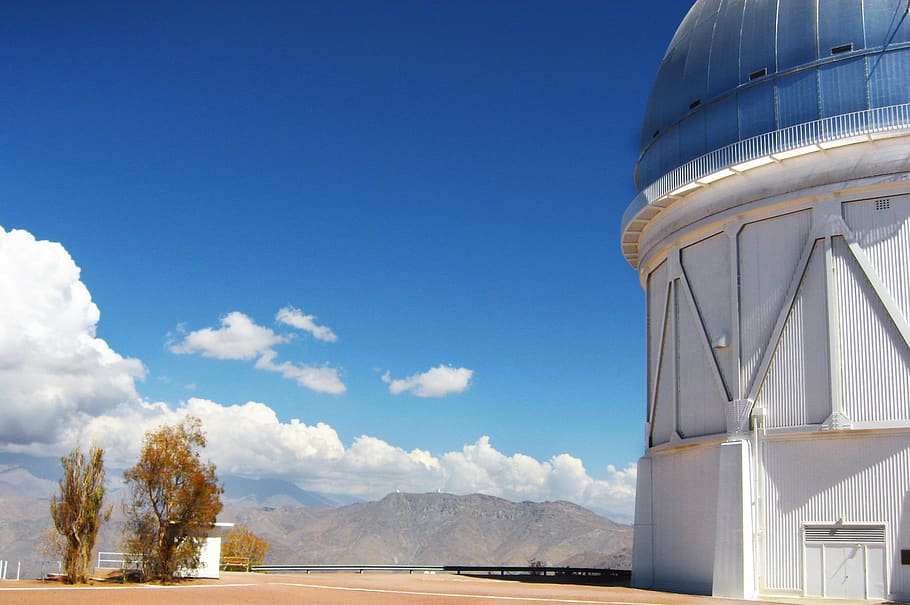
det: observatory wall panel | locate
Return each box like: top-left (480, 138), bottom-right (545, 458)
top-left (844, 195), bottom-right (910, 321)
top-left (739, 0), bottom-right (778, 85)
top-left (776, 70), bottom-right (820, 129)
top-left (776, 0), bottom-right (818, 70)
top-left (755, 243), bottom-right (830, 428)
top-left (817, 0), bottom-right (865, 54)
top-left (761, 432), bottom-right (910, 596)
top-left (833, 238), bottom-right (910, 423)
top-left (738, 80), bottom-right (776, 140)
top-left (705, 0), bottom-right (744, 100)
top-left (651, 444), bottom-right (720, 594)
top-left (869, 51), bottom-right (910, 108)
top-left (738, 211), bottom-right (812, 395)
top-left (676, 291), bottom-right (727, 438)
top-left (864, 0), bottom-right (910, 45)
top-left (819, 58), bottom-right (868, 118)
top-left (681, 233), bottom-right (734, 398)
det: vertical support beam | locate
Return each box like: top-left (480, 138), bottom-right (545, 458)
top-left (632, 456), bottom-right (654, 588)
top-left (726, 223), bottom-right (743, 402)
top-left (824, 235), bottom-right (844, 419)
top-left (712, 440), bottom-right (755, 599)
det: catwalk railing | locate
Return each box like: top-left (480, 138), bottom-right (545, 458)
top-left (622, 102), bottom-right (910, 235)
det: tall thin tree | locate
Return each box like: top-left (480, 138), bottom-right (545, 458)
top-left (50, 445), bottom-right (110, 583)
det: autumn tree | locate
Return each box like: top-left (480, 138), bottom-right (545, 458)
top-left (222, 524), bottom-right (270, 570)
top-left (123, 417), bottom-right (223, 582)
top-left (50, 445), bottom-right (111, 583)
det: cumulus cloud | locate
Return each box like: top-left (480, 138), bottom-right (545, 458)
top-left (382, 365), bottom-right (474, 397)
top-left (27, 397), bottom-right (636, 518)
top-left (255, 352), bottom-right (346, 394)
top-left (169, 311), bottom-right (345, 393)
top-left (276, 306), bottom-right (337, 342)
top-left (0, 226), bottom-right (635, 518)
top-left (0, 226), bottom-right (146, 446)
top-left (169, 312), bottom-right (288, 360)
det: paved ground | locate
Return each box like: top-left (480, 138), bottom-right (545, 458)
top-left (0, 571), bottom-right (801, 605)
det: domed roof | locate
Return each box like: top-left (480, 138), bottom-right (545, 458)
top-left (635, 0), bottom-right (910, 191)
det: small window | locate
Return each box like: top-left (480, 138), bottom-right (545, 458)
top-left (875, 198), bottom-right (891, 211)
top-left (689, 99), bottom-right (701, 110)
top-left (831, 43), bottom-right (853, 55)
top-left (749, 68), bottom-right (767, 81)
top-left (903, 550), bottom-right (910, 565)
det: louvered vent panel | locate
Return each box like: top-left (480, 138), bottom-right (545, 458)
top-left (804, 525), bottom-right (885, 543)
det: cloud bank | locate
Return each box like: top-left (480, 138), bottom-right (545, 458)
top-left (30, 397), bottom-right (636, 518)
top-left (382, 365), bottom-right (474, 397)
top-left (0, 226), bottom-right (635, 518)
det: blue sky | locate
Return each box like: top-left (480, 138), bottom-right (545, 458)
top-left (0, 1), bottom-right (692, 519)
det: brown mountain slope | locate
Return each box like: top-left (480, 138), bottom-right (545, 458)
top-left (224, 492), bottom-right (632, 569)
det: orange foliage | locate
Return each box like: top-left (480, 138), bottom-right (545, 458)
top-left (123, 417), bottom-right (223, 581)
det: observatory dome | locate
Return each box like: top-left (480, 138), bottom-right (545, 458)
top-left (635, 0), bottom-right (910, 191)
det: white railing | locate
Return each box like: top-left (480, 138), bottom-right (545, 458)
top-left (96, 551), bottom-right (145, 569)
top-left (623, 103), bottom-right (910, 233)
top-left (0, 560), bottom-right (21, 581)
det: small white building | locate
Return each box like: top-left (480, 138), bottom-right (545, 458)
top-left (182, 522), bottom-right (234, 579)
top-left (622, 0), bottom-right (910, 600)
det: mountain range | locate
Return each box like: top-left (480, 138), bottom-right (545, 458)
top-left (0, 457), bottom-right (632, 579)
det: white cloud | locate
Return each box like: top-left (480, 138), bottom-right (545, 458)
top-left (169, 312), bottom-right (288, 360)
top-left (276, 306), bottom-right (337, 342)
top-left (8, 394), bottom-right (636, 518)
top-left (168, 310), bottom-right (346, 394)
top-left (0, 227), bottom-right (635, 519)
top-left (0, 226), bottom-right (146, 446)
top-left (255, 351), bottom-right (346, 395)
top-left (382, 365), bottom-right (474, 397)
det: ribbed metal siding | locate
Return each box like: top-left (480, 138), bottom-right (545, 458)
top-left (755, 243), bottom-right (830, 428)
top-left (761, 433), bottom-right (910, 594)
top-left (738, 211), bottom-right (812, 395)
top-left (844, 195), bottom-right (910, 325)
top-left (682, 233), bottom-right (735, 398)
top-left (676, 292), bottom-right (726, 438)
top-left (834, 237), bottom-right (910, 423)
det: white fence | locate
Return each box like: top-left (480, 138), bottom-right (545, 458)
top-left (0, 560), bottom-right (21, 581)
top-left (96, 551), bottom-right (145, 569)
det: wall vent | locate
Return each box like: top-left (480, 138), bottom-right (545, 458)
top-left (749, 68), bottom-right (767, 81)
top-left (875, 198), bottom-right (891, 210)
top-left (832, 43), bottom-right (854, 55)
top-left (689, 99), bottom-right (701, 110)
top-left (804, 524), bottom-right (885, 543)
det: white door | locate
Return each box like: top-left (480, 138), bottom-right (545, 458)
top-left (824, 544), bottom-right (865, 599)
top-left (803, 524), bottom-right (887, 600)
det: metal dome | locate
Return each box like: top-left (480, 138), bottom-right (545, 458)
top-left (635, 0), bottom-right (910, 191)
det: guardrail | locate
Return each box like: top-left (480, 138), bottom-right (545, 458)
top-left (622, 102), bottom-right (910, 235)
top-left (251, 563), bottom-right (631, 581)
top-left (253, 564), bottom-right (445, 574)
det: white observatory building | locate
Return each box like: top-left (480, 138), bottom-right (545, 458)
top-left (622, 0), bottom-right (910, 600)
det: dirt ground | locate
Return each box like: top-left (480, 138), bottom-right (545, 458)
top-left (0, 571), bottom-right (793, 605)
